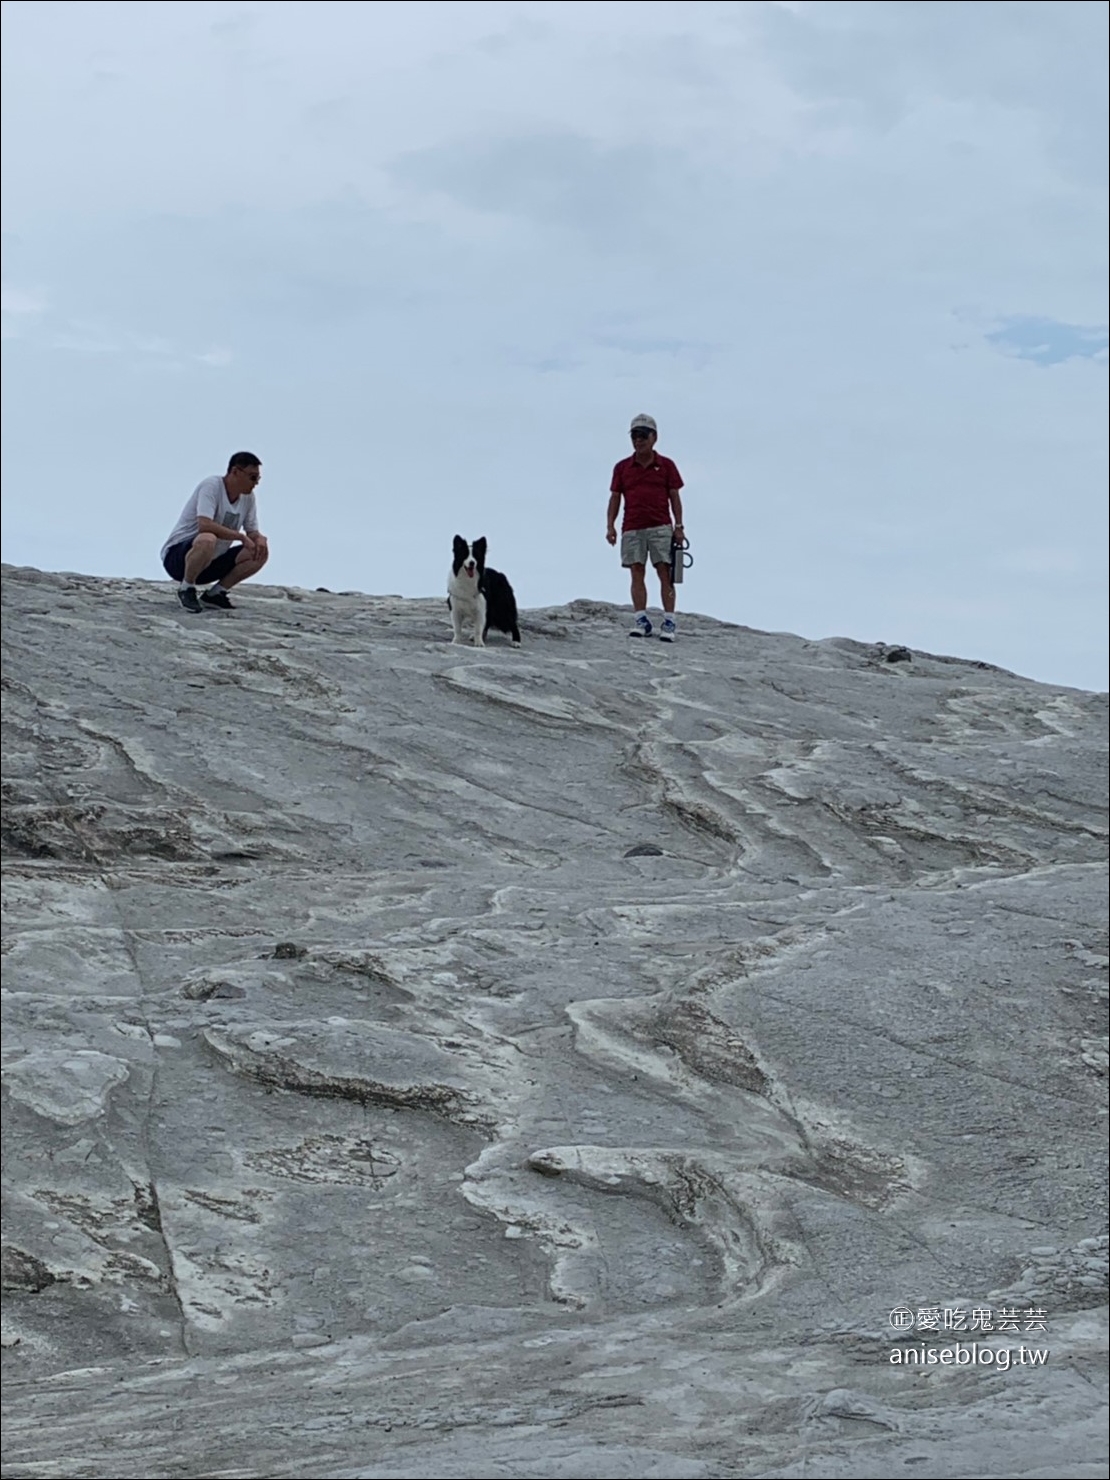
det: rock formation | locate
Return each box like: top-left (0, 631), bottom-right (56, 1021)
top-left (2, 565), bottom-right (1107, 1478)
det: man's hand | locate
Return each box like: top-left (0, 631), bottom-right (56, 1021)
top-left (606, 526), bottom-right (617, 546)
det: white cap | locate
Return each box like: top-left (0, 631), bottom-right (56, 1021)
top-left (630, 413), bottom-right (657, 432)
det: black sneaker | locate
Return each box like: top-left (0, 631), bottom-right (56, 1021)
top-left (177, 587), bottom-right (202, 613)
top-left (200, 588), bottom-right (235, 610)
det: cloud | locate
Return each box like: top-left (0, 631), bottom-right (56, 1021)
top-left (995, 547), bottom-right (1087, 576)
top-left (753, 0), bottom-right (1108, 182)
top-left (1, 284), bottom-right (48, 339)
top-left (591, 333), bottom-right (718, 369)
top-left (390, 132), bottom-right (690, 243)
top-left (985, 315), bottom-right (1109, 368)
top-left (0, 280), bottom-right (234, 368)
top-left (38, 324), bottom-right (188, 365)
top-left (1, 285), bottom-right (47, 315)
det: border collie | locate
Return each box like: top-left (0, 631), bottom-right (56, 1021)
top-left (448, 536), bottom-right (521, 647)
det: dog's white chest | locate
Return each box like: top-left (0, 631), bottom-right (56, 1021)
top-left (448, 567), bottom-right (486, 646)
top-left (448, 570), bottom-right (481, 609)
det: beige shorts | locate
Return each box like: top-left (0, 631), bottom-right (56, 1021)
top-left (621, 525), bottom-right (673, 568)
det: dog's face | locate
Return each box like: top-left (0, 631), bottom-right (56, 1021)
top-left (452, 535), bottom-right (487, 581)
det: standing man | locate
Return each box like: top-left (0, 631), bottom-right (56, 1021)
top-left (606, 413), bottom-right (685, 641)
top-left (161, 452), bottom-right (270, 612)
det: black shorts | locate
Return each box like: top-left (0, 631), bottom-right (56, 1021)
top-left (162, 539), bottom-right (244, 585)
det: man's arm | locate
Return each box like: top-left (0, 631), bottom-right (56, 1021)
top-left (241, 497), bottom-right (266, 554)
top-left (668, 487), bottom-right (685, 536)
top-left (198, 494), bottom-right (263, 549)
top-left (197, 514), bottom-right (251, 543)
top-left (606, 490), bottom-right (622, 545)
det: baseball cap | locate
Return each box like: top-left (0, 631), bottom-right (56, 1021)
top-left (629, 413), bottom-right (657, 433)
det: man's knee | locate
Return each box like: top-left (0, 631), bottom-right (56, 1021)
top-left (192, 532), bottom-right (217, 555)
top-left (628, 562), bottom-right (647, 576)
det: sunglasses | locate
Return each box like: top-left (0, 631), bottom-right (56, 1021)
top-left (630, 428), bottom-right (653, 440)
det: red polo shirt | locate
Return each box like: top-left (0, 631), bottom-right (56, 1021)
top-left (611, 453), bottom-right (683, 532)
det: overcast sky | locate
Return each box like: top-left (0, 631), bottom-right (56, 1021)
top-left (2, 0), bottom-right (1107, 689)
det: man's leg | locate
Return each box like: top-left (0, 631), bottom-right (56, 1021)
top-left (626, 562), bottom-right (655, 636)
top-left (218, 543), bottom-right (269, 590)
top-left (629, 563), bottom-right (648, 611)
top-left (653, 560), bottom-right (678, 641)
top-left (654, 562), bottom-right (676, 614)
top-left (183, 533), bottom-right (219, 585)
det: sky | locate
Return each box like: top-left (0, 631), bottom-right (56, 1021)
top-left (2, 0), bottom-right (1107, 691)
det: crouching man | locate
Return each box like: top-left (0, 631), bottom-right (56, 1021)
top-left (161, 451), bottom-right (270, 612)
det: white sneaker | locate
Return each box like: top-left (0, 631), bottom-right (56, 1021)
top-left (629, 613), bottom-right (653, 638)
top-left (659, 616), bottom-right (677, 642)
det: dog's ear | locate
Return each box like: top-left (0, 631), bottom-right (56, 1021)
top-left (473, 537), bottom-right (487, 563)
top-left (453, 535), bottom-right (468, 556)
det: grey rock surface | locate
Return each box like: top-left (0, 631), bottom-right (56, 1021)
top-left (2, 565), bottom-right (1107, 1479)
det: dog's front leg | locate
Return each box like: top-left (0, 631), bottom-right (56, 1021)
top-left (449, 600), bottom-right (467, 646)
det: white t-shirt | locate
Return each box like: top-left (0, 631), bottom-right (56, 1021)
top-left (161, 476), bottom-right (260, 561)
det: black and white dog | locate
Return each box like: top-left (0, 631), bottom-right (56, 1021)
top-left (448, 536), bottom-right (521, 647)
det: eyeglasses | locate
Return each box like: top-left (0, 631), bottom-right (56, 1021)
top-left (630, 429), bottom-right (653, 440)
